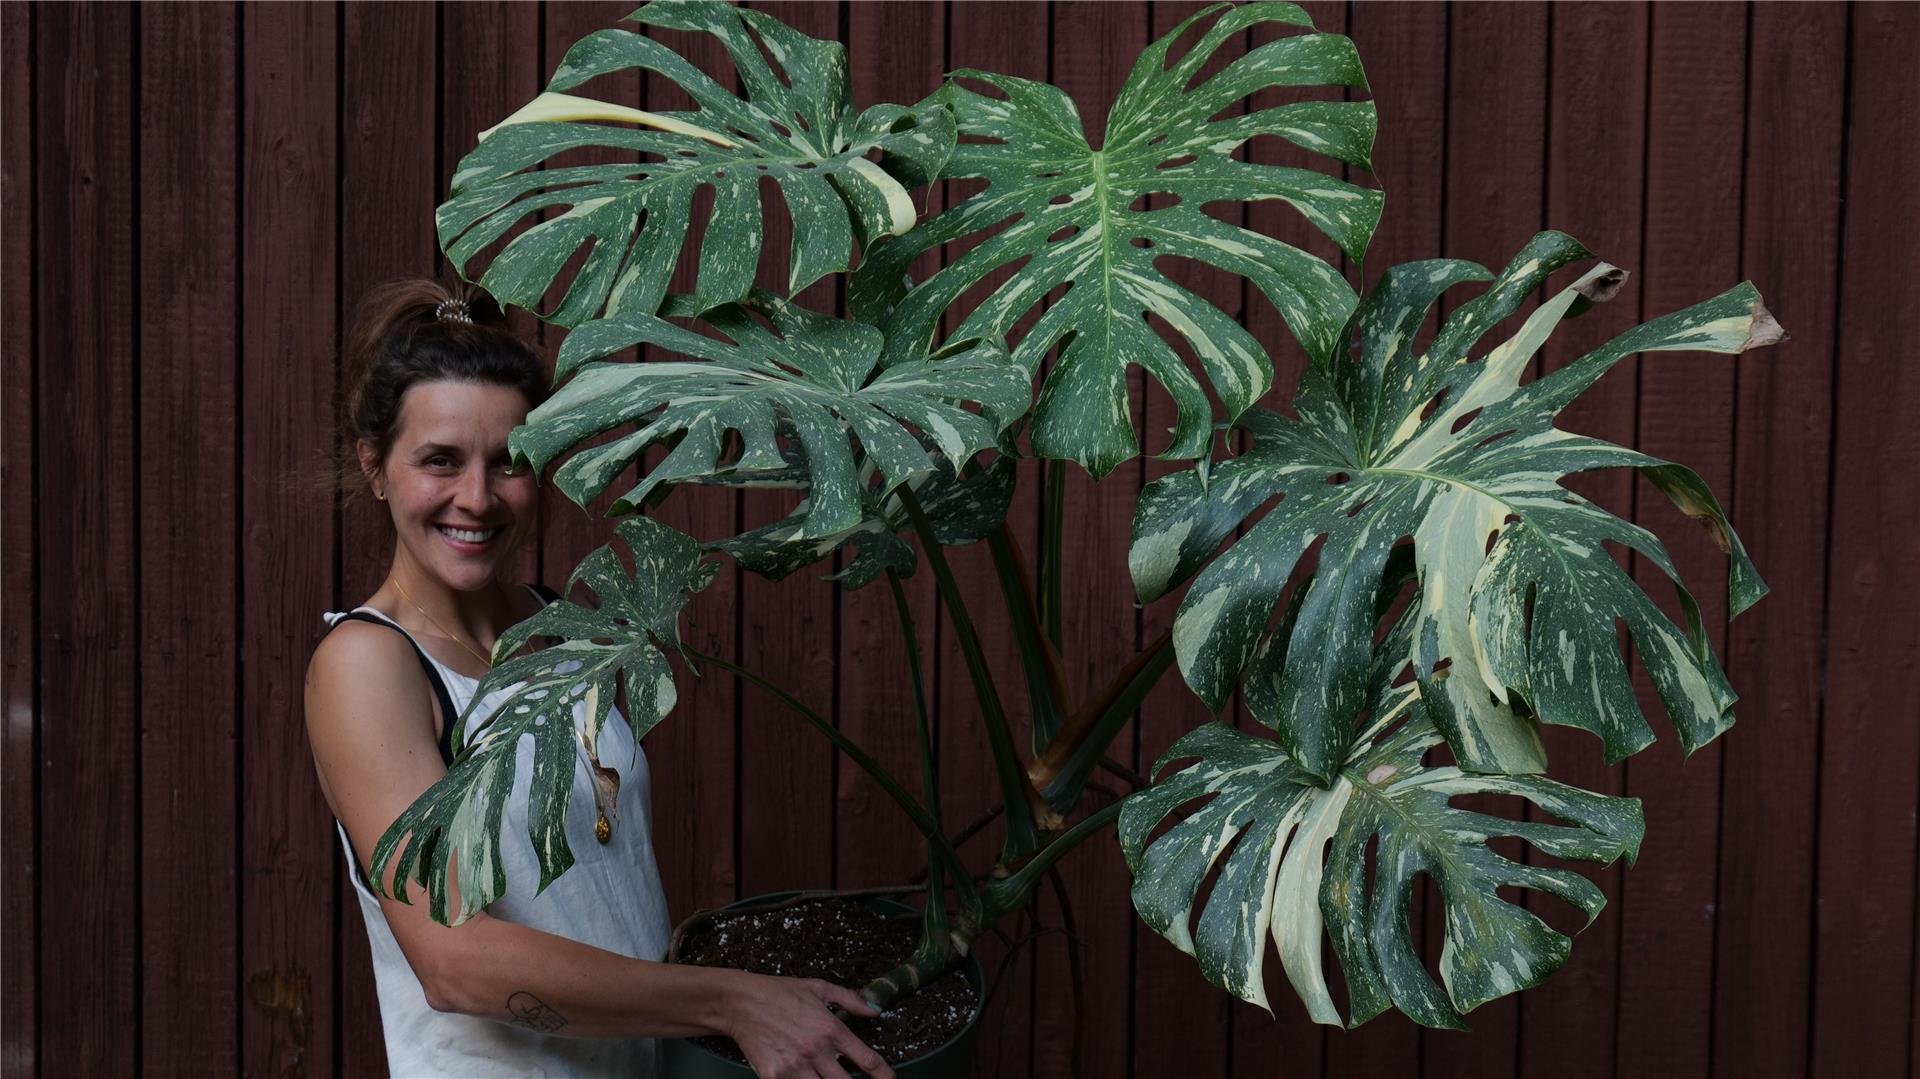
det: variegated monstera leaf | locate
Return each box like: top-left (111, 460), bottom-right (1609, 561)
top-left (850, 1), bottom-right (1379, 477)
top-left (370, 516), bottom-right (714, 925)
top-left (1119, 701), bottom-right (1643, 1029)
top-left (1130, 231), bottom-right (1779, 784)
top-left (438, 0), bottom-right (954, 325)
top-left (510, 291), bottom-right (1029, 547)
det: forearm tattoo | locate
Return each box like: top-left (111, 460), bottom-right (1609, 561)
top-left (506, 991), bottom-right (568, 1034)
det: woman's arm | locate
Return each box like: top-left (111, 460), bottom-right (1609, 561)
top-left (304, 624), bottom-right (893, 1079)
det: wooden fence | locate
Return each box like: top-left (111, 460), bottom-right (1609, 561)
top-left (3, 2), bottom-right (1915, 1076)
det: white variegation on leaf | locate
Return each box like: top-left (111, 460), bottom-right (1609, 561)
top-left (369, 517), bottom-right (714, 926)
top-left (510, 291), bottom-right (1029, 543)
top-left (850, 1), bottom-right (1379, 477)
top-left (438, 0), bottom-right (954, 326)
top-left (1119, 704), bottom-right (1643, 1030)
top-left (1131, 231), bottom-right (1777, 784)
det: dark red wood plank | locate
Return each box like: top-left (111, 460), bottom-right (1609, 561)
top-left (940, 7), bottom-right (1049, 1074)
top-left (1711, 6), bottom-right (1845, 1077)
top-left (1034, 5), bottom-right (1148, 1077)
top-left (242, 5), bottom-right (343, 1076)
top-left (1318, 5), bottom-right (1443, 1072)
top-left (835, 1), bottom-right (948, 898)
top-left (1516, 7), bottom-right (1649, 1078)
top-left (726, 0), bottom-right (840, 902)
top-left (333, 6), bottom-right (435, 1068)
top-left (612, 0), bottom-right (743, 920)
top-left (138, 4), bottom-right (240, 1073)
top-left (1133, 3), bottom-right (1244, 1075)
top-left (1614, 5), bottom-right (1746, 1078)
top-left (1812, 5), bottom-right (1920, 1076)
top-left (1, 3), bottom-right (37, 1075)
top-left (1426, 5), bottom-right (1547, 1075)
top-left (33, 4), bottom-right (138, 1074)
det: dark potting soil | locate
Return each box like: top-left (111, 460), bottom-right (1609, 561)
top-left (672, 898), bottom-right (977, 1067)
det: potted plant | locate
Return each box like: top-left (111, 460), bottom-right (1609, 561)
top-left (372, 0), bottom-right (1782, 1070)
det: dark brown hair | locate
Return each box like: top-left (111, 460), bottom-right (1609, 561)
top-left (333, 279), bottom-right (548, 503)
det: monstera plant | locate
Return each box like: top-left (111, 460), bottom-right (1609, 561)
top-left (373, 0), bottom-right (1781, 1038)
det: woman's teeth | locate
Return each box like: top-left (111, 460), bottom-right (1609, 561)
top-left (439, 525), bottom-right (500, 544)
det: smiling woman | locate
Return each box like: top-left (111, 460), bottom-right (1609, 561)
top-left (301, 280), bottom-right (896, 1078)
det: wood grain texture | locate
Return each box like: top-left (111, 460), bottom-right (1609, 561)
top-left (1713, 6), bottom-right (1845, 1077)
top-left (243, 5), bottom-right (344, 1075)
top-left (939, 8), bottom-right (1049, 1073)
top-left (1427, 5), bottom-right (1547, 1076)
top-left (1, 3), bottom-right (36, 1074)
top-left (1614, 6), bottom-right (1746, 1078)
top-left (1515, 7), bottom-right (1648, 1078)
top-left (33, 4), bottom-right (139, 1074)
top-left (1033, 4), bottom-right (1147, 1077)
top-left (137, 4), bottom-right (241, 1073)
top-left (1813, 5), bottom-right (1920, 1077)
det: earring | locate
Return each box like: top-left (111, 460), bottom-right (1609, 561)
top-left (375, 488), bottom-right (387, 502)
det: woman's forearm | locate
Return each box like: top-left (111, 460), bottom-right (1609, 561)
top-left (421, 913), bottom-right (747, 1039)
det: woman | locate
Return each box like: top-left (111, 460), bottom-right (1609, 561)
top-left (304, 280), bottom-right (892, 1078)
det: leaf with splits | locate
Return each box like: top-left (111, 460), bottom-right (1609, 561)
top-left (1130, 231), bottom-right (1778, 783)
top-left (850, 1), bottom-right (1379, 477)
top-left (369, 517), bottom-right (713, 925)
top-left (439, 0), bottom-right (954, 325)
top-left (510, 291), bottom-right (1029, 542)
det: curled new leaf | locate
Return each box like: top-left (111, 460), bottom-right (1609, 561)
top-left (369, 516), bottom-right (713, 925)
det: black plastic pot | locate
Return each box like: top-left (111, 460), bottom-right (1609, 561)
top-left (659, 891), bottom-right (986, 1079)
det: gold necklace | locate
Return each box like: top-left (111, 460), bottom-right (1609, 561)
top-left (389, 575), bottom-right (616, 845)
top-left (390, 575), bottom-right (494, 670)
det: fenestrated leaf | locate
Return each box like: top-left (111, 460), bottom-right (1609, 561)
top-left (850, 1), bottom-right (1378, 477)
top-left (438, 0), bottom-right (954, 326)
top-left (369, 516), bottom-right (714, 925)
top-left (717, 451), bottom-right (1018, 589)
top-left (1118, 702), bottom-right (1643, 1029)
top-left (510, 291), bottom-right (1029, 541)
top-left (1131, 232), bottom-right (1778, 783)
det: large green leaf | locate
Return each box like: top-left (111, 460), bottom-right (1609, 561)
top-left (369, 517), bottom-right (714, 925)
top-left (1130, 232), bottom-right (1779, 783)
top-left (1119, 705), bottom-right (1642, 1029)
top-left (850, 1), bottom-right (1378, 477)
top-left (438, 0), bottom-right (954, 326)
top-left (510, 291), bottom-right (1030, 541)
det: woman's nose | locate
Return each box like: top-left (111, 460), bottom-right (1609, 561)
top-left (455, 463), bottom-right (496, 511)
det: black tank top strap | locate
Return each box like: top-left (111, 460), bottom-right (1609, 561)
top-left (328, 611), bottom-right (459, 768)
top-left (529, 582), bottom-right (562, 605)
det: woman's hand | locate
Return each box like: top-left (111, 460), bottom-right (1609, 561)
top-left (723, 972), bottom-right (895, 1079)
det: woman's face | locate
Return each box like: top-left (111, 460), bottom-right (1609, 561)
top-left (365, 379), bottom-right (536, 594)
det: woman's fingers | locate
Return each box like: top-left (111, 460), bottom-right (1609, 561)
top-left (831, 1034), bottom-right (893, 1079)
top-left (816, 980), bottom-right (882, 1017)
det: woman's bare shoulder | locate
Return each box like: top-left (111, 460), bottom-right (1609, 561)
top-left (305, 619), bottom-right (435, 733)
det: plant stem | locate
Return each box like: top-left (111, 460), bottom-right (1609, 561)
top-left (988, 524), bottom-right (1070, 752)
top-left (684, 646), bottom-right (975, 899)
top-left (886, 568), bottom-right (980, 928)
top-left (1039, 458), bottom-right (1065, 645)
top-left (897, 487), bottom-right (1048, 863)
top-left (982, 798), bottom-right (1126, 915)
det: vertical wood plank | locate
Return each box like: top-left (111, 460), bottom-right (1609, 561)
top-left (613, 0), bottom-right (743, 920)
top-left (1813, 5), bottom-right (1920, 1076)
top-left (242, 5), bottom-right (341, 1075)
top-left (1614, 5), bottom-right (1746, 1078)
top-left (940, 8), bottom-right (1048, 1073)
top-left (1320, 5), bottom-right (1444, 1072)
top-left (335, 5), bottom-right (435, 1067)
top-left (732, 0), bottom-right (840, 901)
top-left (1134, 3), bottom-right (1242, 1075)
top-left (1036, 4), bottom-right (1147, 1076)
top-left (837, 1), bottom-right (947, 897)
top-left (1517, 7), bottom-right (1648, 1078)
top-left (1711, 6), bottom-right (1845, 1077)
top-left (1427, 4), bottom-right (1546, 1075)
top-left (33, 3), bottom-right (139, 1074)
top-left (0, 3), bottom-right (37, 1074)
top-left (138, 3), bottom-right (240, 1073)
